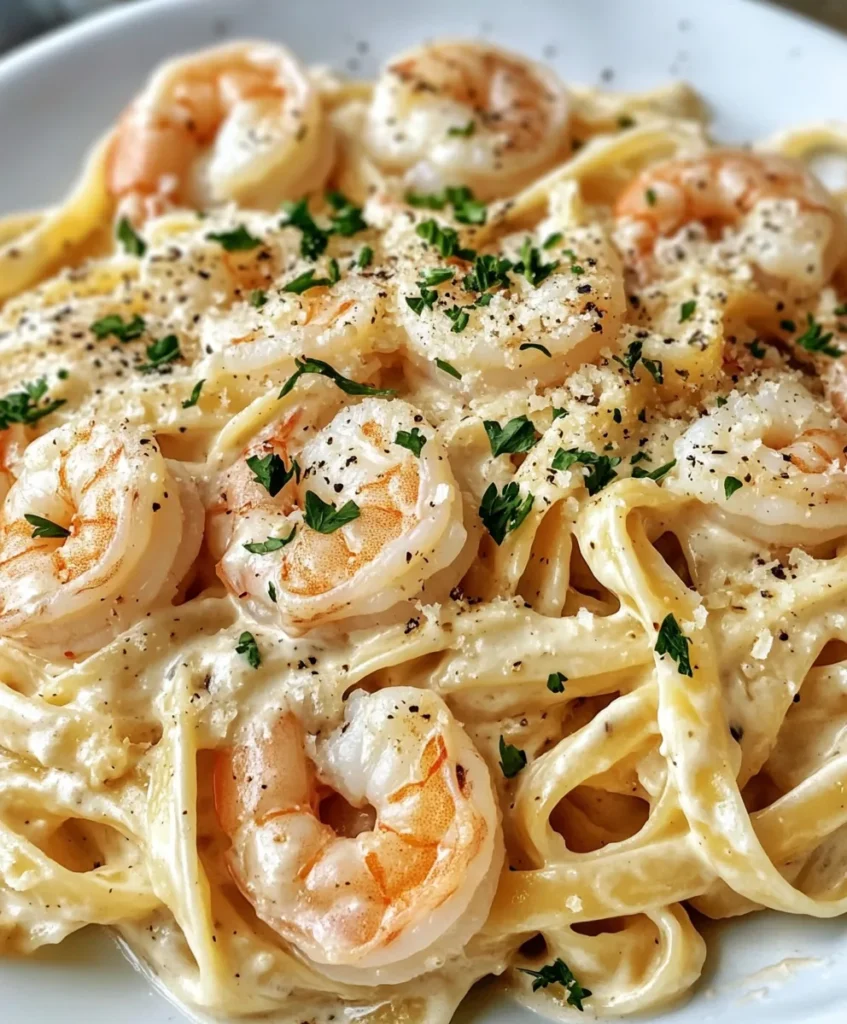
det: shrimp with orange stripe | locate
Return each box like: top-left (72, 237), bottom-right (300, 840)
top-left (0, 419), bottom-right (203, 656)
top-left (214, 686), bottom-right (502, 983)
top-left (614, 149), bottom-right (846, 294)
top-left (107, 40), bottom-right (333, 225)
top-left (210, 394), bottom-right (468, 634)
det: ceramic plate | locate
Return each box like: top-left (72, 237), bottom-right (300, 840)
top-left (1, 0), bottom-right (846, 1020)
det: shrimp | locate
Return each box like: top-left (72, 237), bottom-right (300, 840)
top-left (215, 397), bottom-right (467, 634)
top-left (200, 257), bottom-right (397, 378)
top-left (364, 40), bottom-right (570, 199)
top-left (214, 686), bottom-right (502, 983)
top-left (669, 377), bottom-right (847, 546)
top-left (0, 420), bottom-right (203, 656)
top-left (0, 426), bottom-right (27, 504)
top-left (397, 225), bottom-right (625, 397)
top-left (614, 150), bottom-right (846, 293)
top-left (107, 42), bottom-right (333, 223)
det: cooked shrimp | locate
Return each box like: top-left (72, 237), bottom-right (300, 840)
top-left (398, 225), bottom-right (625, 397)
top-left (214, 686), bottom-right (502, 983)
top-left (364, 40), bottom-right (570, 199)
top-left (200, 259), bottom-right (397, 378)
top-left (215, 397), bottom-right (467, 633)
top-left (669, 377), bottom-right (847, 545)
top-left (107, 41), bottom-right (333, 223)
top-left (0, 420), bottom-right (203, 655)
top-left (0, 426), bottom-right (27, 504)
top-left (614, 150), bottom-right (846, 292)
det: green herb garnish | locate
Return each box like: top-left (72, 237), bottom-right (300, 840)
top-left (655, 613), bottom-right (693, 677)
top-left (181, 379), bottom-right (205, 409)
top-left (0, 378), bottom-right (65, 431)
top-left (90, 312), bottom-right (145, 342)
top-left (206, 225), bottom-right (263, 251)
top-left (24, 513), bottom-right (70, 539)
top-left (243, 529), bottom-right (297, 554)
top-left (435, 357), bottom-right (462, 379)
top-left (116, 216), bottom-right (146, 257)
top-left (479, 482), bottom-right (534, 544)
top-left (303, 492), bottom-right (360, 534)
top-left (680, 300), bottom-right (697, 323)
top-left (138, 334), bottom-right (181, 373)
top-left (395, 427), bottom-right (427, 457)
top-left (246, 453), bottom-right (300, 497)
top-left (484, 416), bottom-right (538, 457)
top-left (724, 476), bottom-right (743, 499)
top-left (235, 631), bottom-right (261, 669)
top-left (280, 356), bottom-right (396, 398)
top-left (518, 959), bottom-right (591, 1011)
top-left (795, 313), bottom-right (843, 358)
top-left (547, 672), bottom-right (567, 693)
top-left (552, 448), bottom-right (621, 495)
top-left (498, 735), bottom-right (527, 778)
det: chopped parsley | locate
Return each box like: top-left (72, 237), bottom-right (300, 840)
top-left (116, 216), bottom-right (146, 257)
top-left (642, 357), bottom-right (664, 384)
top-left (447, 120), bottom-right (476, 137)
top-left (519, 959), bottom-right (591, 1011)
top-left (724, 476), bottom-right (743, 499)
top-left (281, 198), bottom-right (329, 259)
top-left (715, 395), bottom-right (727, 407)
top-left (138, 334), bottom-right (181, 373)
top-left (747, 339), bottom-right (767, 358)
top-left (419, 267), bottom-right (455, 287)
top-left (444, 305), bottom-right (471, 333)
top-left (484, 416), bottom-right (538, 457)
top-left (835, 303), bottom-right (847, 317)
top-left (547, 672), bottom-right (567, 693)
top-left (632, 459), bottom-right (676, 481)
top-left (181, 379), bottom-right (205, 409)
top-left (655, 613), bottom-right (693, 677)
top-left (416, 219), bottom-right (476, 260)
top-left (406, 287), bottom-right (438, 315)
top-left (780, 319), bottom-right (796, 333)
top-left (680, 300), bottom-right (697, 323)
top-left (90, 312), bottom-right (145, 342)
top-left (543, 232), bottom-right (563, 250)
top-left (613, 340), bottom-right (643, 377)
top-left (795, 313), bottom-right (843, 357)
top-left (268, 581), bottom-right (277, 602)
top-left (0, 378), bottom-right (65, 431)
top-left (206, 225), bottom-right (263, 251)
top-left (395, 427), bottom-right (427, 457)
top-left (282, 268), bottom-right (335, 294)
top-left (24, 513), bottom-right (70, 539)
top-left (498, 735), bottom-right (527, 778)
top-left (235, 631), bottom-right (261, 669)
top-left (435, 357), bottom-right (462, 379)
top-left (479, 482), bottom-right (534, 544)
top-left (243, 529), bottom-right (297, 554)
top-left (552, 407), bottom-right (567, 420)
top-left (249, 289), bottom-right (268, 308)
top-left (325, 190), bottom-right (368, 236)
top-left (552, 448), bottom-right (621, 495)
top-left (280, 356), bottom-right (396, 398)
top-left (515, 236), bottom-right (559, 287)
top-left (645, 188), bottom-right (657, 207)
top-left (520, 342), bottom-right (552, 357)
top-left (303, 491), bottom-right (361, 533)
top-left (246, 453), bottom-right (300, 497)
top-left (463, 253), bottom-right (513, 293)
top-left (407, 187), bottom-right (487, 225)
top-left (357, 245), bottom-right (373, 268)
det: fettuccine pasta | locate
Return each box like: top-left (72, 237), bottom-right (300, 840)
top-left (2, 35), bottom-right (847, 1024)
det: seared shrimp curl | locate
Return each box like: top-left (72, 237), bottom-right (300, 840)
top-left (215, 397), bottom-right (467, 634)
top-left (215, 687), bottom-right (502, 983)
top-left (0, 421), bottom-right (203, 655)
top-left (365, 40), bottom-right (570, 199)
top-left (614, 150), bottom-right (846, 292)
top-left (670, 378), bottom-right (847, 546)
top-left (107, 41), bottom-right (333, 223)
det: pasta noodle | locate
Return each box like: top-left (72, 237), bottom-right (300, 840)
top-left (1, 34), bottom-right (847, 1024)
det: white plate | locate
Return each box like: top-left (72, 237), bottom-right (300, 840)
top-left (1, 0), bottom-right (847, 1021)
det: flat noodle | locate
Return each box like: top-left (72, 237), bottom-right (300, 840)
top-left (1, 34), bottom-right (847, 1024)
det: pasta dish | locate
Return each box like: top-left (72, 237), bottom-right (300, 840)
top-left (2, 35), bottom-right (847, 1023)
